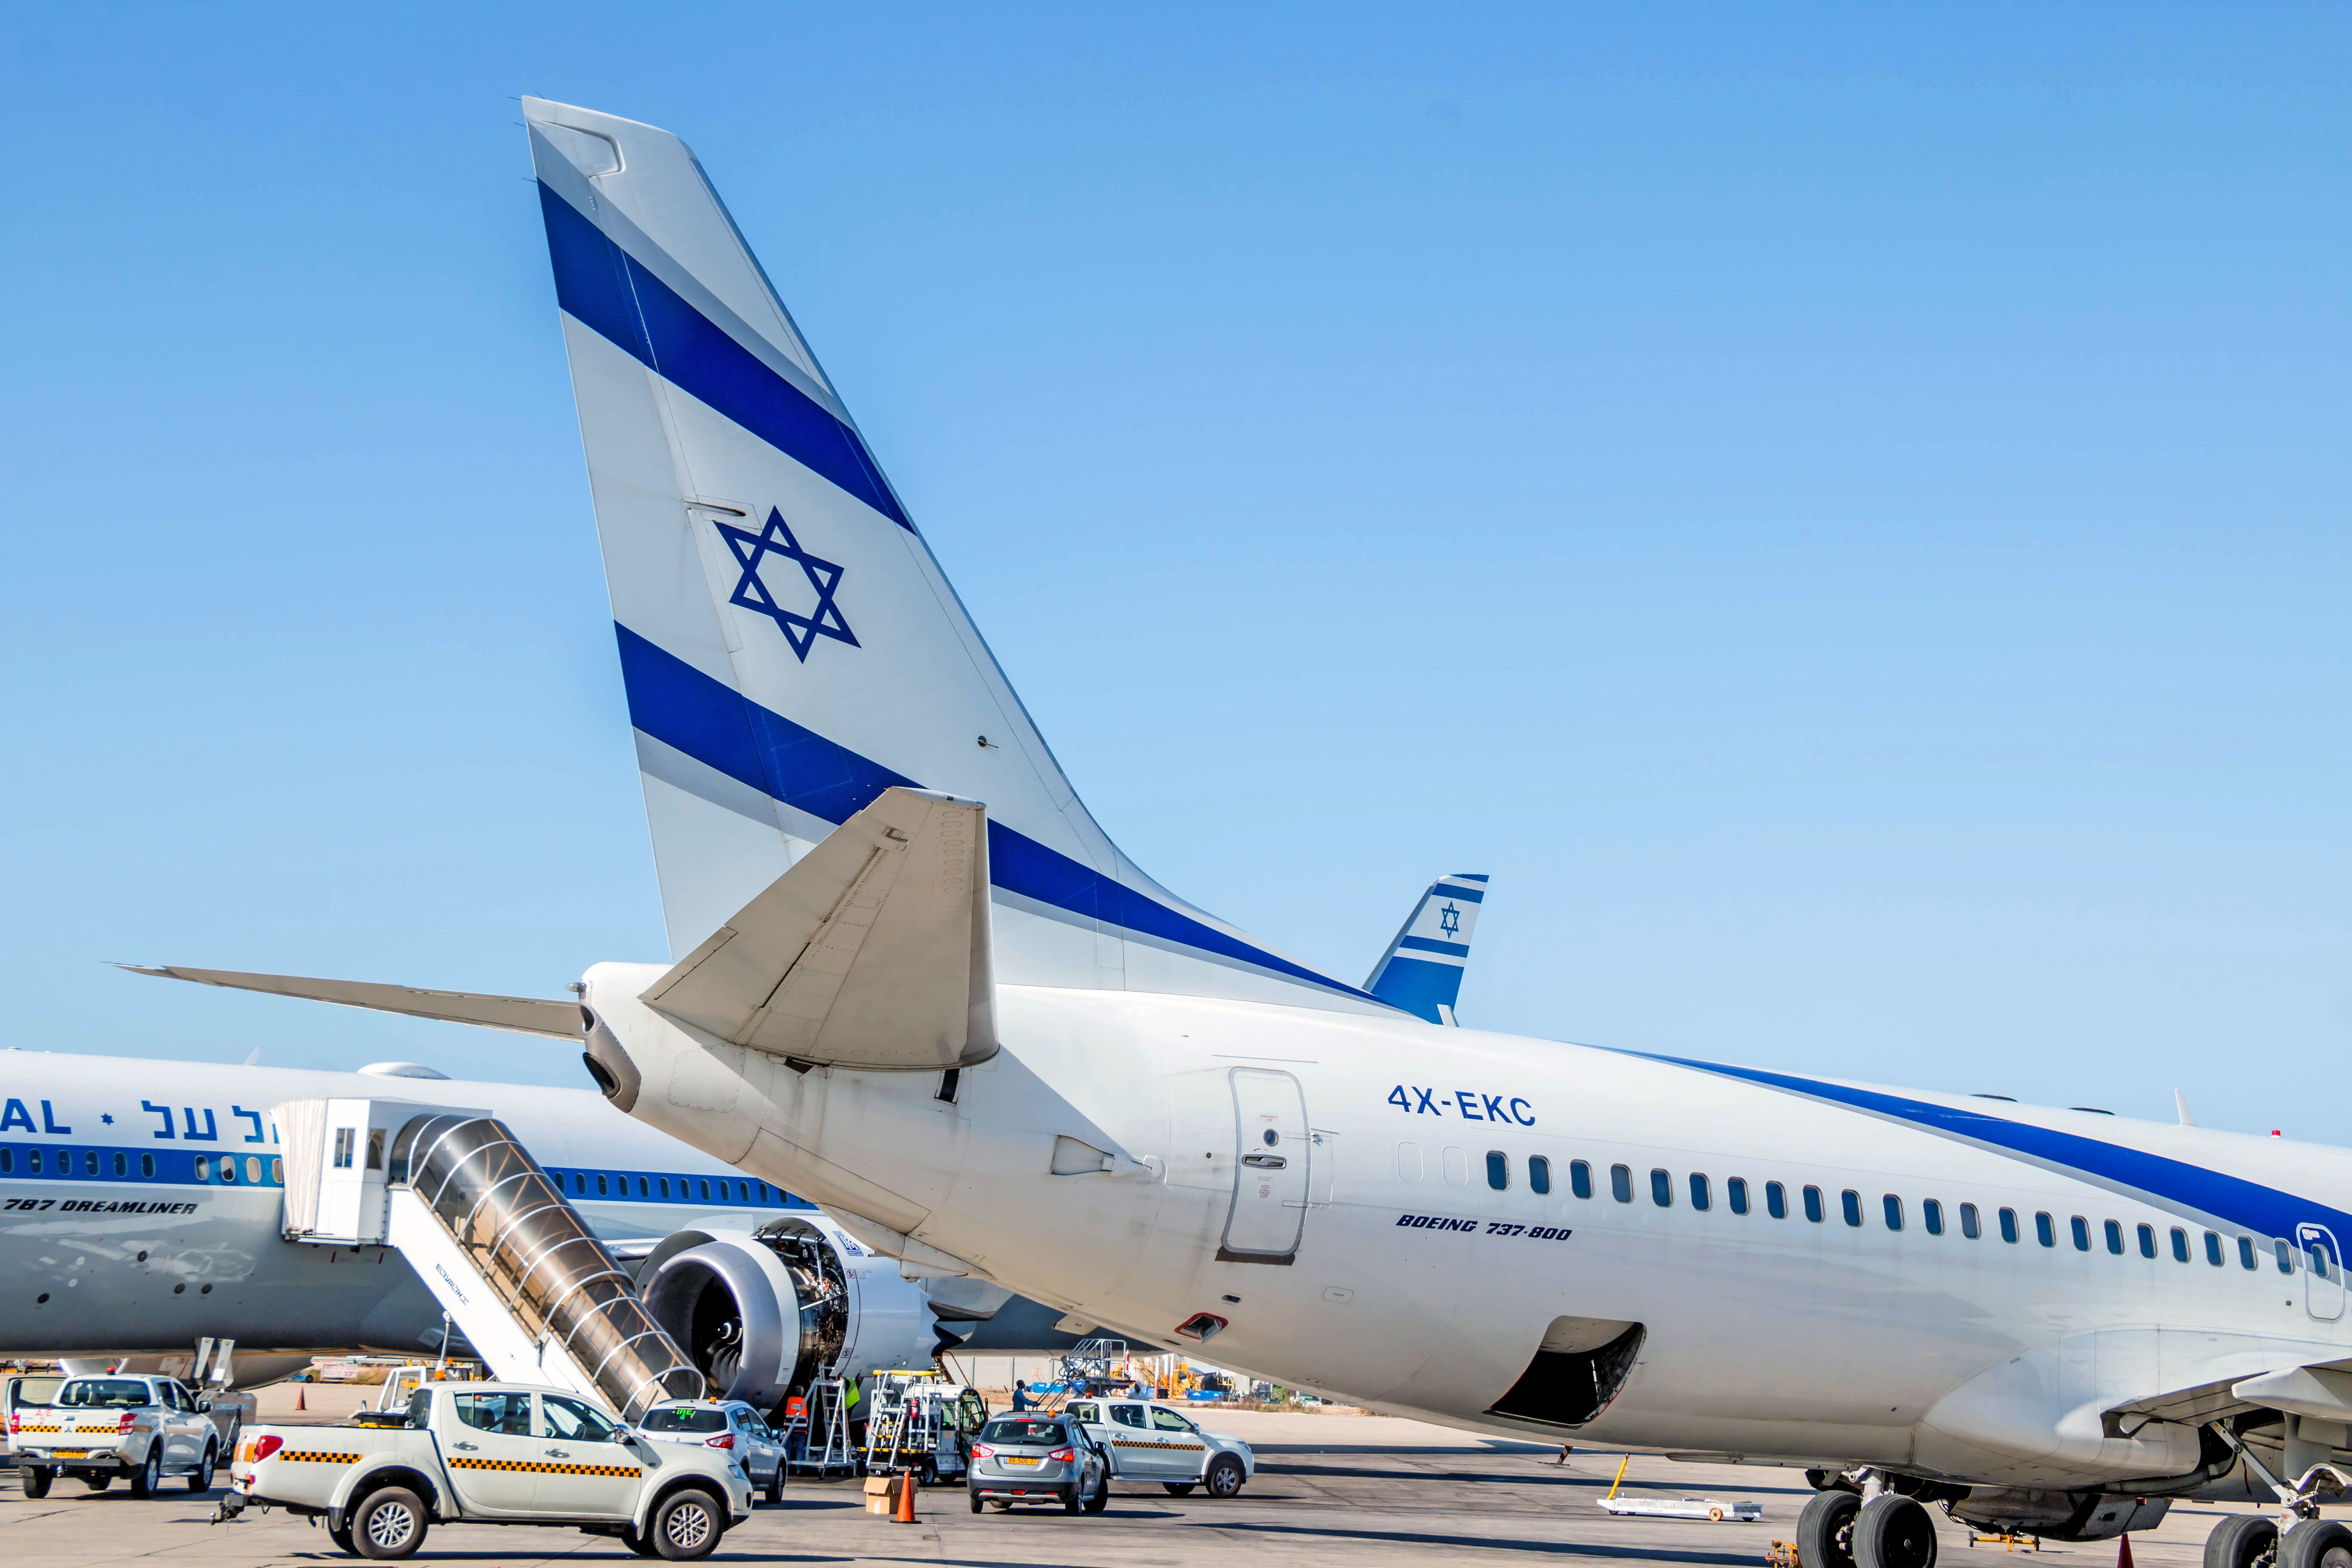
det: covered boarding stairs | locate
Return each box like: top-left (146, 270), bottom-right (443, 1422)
top-left (274, 1097), bottom-right (705, 1422)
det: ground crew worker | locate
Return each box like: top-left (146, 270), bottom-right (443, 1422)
top-left (1011, 1380), bottom-right (1031, 1411)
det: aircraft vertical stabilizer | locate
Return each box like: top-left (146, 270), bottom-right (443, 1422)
top-left (1365, 874), bottom-right (1489, 1025)
top-left (521, 98), bottom-right (1381, 1016)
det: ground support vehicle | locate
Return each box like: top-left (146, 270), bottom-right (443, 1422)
top-left (3, 1372), bottom-right (62, 1458)
top-left (861, 1372), bottom-right (987, 1484)
top-left (10, 1374), bottom-right (222, 1498)
top-left (220, 1381), bottom-right (751, 1560)
top-left (637, 1399), bottom-right (788, 1504)
top-left (1062, 1397), bottom-right (1255, 1497)
top-left (966, 1413), bottom-right (1110, 1514)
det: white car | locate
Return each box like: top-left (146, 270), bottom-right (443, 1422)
top-left (1061, 1398), bottom-right (1255, 1497)
top-left (10, 1374), bottom-right (222, 1498)
top-left (635, 1400), bottom-right (787, 1504)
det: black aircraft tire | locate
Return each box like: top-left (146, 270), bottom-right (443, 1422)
top-left (1854, 1494), bottom-right (1938, 1568)
top-left (2281, 1521), bottom-right (2352, 1568)
top-left (2209, 1515), bottom-right (2282, 1568)
top-left (1798, 1487), bottom-right (1864, 1568)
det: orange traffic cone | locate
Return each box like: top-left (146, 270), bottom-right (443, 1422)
top-left (295, 1385), bottom-right (305, 1412)
top-left (894, 1470), bottom-right (918, 1524)
top-left (2118, 1535), bottom-right (2134, 1568)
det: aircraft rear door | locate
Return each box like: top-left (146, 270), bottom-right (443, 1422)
top-left (1222, 1069), bottom-right (1309, 1262)
top-left (2300, 1223), bottom-right (2344, 1321)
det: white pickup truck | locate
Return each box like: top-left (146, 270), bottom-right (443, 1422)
top-left (1060, 1397), bottom-right (1256, 1497)
top-left (10, 1373), bottom-right (226, 1497)
top-left (221, 1382), bottom-right (751, 1560)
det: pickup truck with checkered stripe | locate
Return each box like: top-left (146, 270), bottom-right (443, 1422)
top-left (219, 1382), bottom-right (750, 1560)
top-left (1060, 1398), bottom-right (1256, 1497)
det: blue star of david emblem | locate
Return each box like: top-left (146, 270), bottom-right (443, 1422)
top-left (713, 507), bottom-right (858, 662)
top-left (101, 1113), bottom-right (114, 1126)
top-left (1438, 903), bottom-right (1461, 937)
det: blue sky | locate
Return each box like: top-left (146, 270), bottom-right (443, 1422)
top-left (1, 4), bottom-right (2345, 1134)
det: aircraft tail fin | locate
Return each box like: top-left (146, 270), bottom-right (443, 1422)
top-left (522, 99), bottom-right (1378, 1014)
top-left (1364, 875), bottom-right (1490, 1025)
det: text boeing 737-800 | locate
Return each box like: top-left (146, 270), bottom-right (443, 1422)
top-left (142, 99), bottom-right (2352, 1568)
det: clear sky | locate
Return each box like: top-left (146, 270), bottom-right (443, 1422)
top-left (1, 4), bottom-right (2345, 1135)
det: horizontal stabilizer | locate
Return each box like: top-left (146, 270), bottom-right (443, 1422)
top-left (636, 787), bottom-right (997, 1070)
top-left (119, 965), bottom-right (592, 1039)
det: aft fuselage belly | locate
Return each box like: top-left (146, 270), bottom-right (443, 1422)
top-left (590, 973), bottom-right (2352, 1484)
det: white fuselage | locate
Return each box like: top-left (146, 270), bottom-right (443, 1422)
top-left (0, 1052), bottom-right (925, 1373)
top-left (588, 969), bottom-right (2352, 1490)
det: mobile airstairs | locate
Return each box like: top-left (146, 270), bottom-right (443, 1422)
top-left (273, 1097), bottom-right (705, 1423)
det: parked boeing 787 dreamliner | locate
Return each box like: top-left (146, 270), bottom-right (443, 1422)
top-left (148, 100), bottom-right (2352, 1568)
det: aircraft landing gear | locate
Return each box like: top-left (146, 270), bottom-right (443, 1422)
top-left (2280, 1521), bottom-right (2352, 1568)
top-left (2205, 1515), bottom-right (2279, 1568)
top-left (1799, 1489), bottom-right (1863, 1568)
top-left (1854, 1494), bottom-right (1939, 1568)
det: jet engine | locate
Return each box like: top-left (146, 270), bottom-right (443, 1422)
top-left (634, 1213), bottom-right (933, 1416)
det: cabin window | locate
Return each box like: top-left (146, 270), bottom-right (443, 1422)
top-left (1727, 1177), bottom-right (1750, 1215)
top-left (2103, 1220), bottom-right (2124, 1255)
top-left (245, 1157), bottom-right (262, 1185)
top-left (1923, 1199), bottom-right (1944, 1236)
top-left (1486, 1152), bottom-right (1510, 1191)
top-left (1569, 1160), bottom-right (1592, 1199)
top-left (596, 1173), bottom-right (609, 1196)
top-left (1530, 1156), bottom-right (1552, 1195)
top-left (1803, 1185), bottom-right (1825, 1223)
top-left (737, 1181), bottom-right (750, 1202)
top-left (2171, 1227), bottom-right (2191, 1262)
top-left (659, 1177), bottom-right (671, 1199)
top-left (113, 1152), bottom-right (128, 1178)
top-left (141, 1153), bottom-right (155, 1178)
top-left (638, 1177), bottom-right (650, 1198)
top-left (0, 1150), bottom-right (10, 1174)
top-left (2138, 1224), bottom-right (2158, 1259)
top-left (1610, 1164), bottom-right (1633, 1203)
top-left (2035, 1212), bottom-right (2056, 1248)
top-left (220, 1154), bottom-right (237, 1183)
top-left (1767, 1181), bottom-right (1789, 1219)
top-left (1883, 1195), bottom-right (1904, 1232)
top-left (87, 1151), bottom-right (101, 1176)
top-left (1689, 1173), bottom-right (1711, 1211)
top-left (271, 1157), bottom-right (283, 1184)
top-left (1841, 1190), bottom-right (1863, 1227)
top-left (2070, 1216), bottom-right (2091, 1251)
top-left (2311, 1245), bottom-right (2335, 1283)
top-left (2277, 1239), bottom-right (2296, 1275)
top-left (572, 1173), bottom-right (585, 1195)
top-left (698, 1178), bottom-right (710, 1200)
top-left (1650, 1169), bottom-right (1673, 1208)
top-left (2206, 1231), bottom-right (2225, 1266)
top-left (1398, 1143), bottom-right (1423, 1182)
top-left (1959, 1202), bottom-right (1981, 1239)
top-left (192, 1155), bottom-right (208, 1182)
top-left (2239, 1236), bottom-right (2259, 1270)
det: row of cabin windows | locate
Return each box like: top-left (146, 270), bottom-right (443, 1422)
top-left (1476, 1153), bottom-right (2324, 1279)
top-left (556, 1169), bottom-right (779, 1205)
top-left (0, 1147), bottom-right (282, 1185)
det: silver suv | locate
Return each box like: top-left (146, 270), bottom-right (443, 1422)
top-left (635, 1400), bottom-right (787, 1504)
top-left (967, 1413), bottom-right (1108, 1514)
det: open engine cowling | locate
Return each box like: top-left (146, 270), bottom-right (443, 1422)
top-left (637, 1218), bottom-right (849, 1415)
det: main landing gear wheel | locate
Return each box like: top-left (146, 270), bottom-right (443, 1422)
top-left (2282, 1521), bottom-right (2352, 1568)
top-left (1798, 1488), bottom-right (1864, 1568)
top-left (1854, 1494), bottom-right (1938, 1568)
top-left (2208, 1516), bottom-right (2282, 1568)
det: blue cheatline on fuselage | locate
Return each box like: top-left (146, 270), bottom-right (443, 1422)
top-left (1646, 1051), bottom-right (2352, 1246)
top-left (0, 1137), bottom-right (809, 1212)
top-left (612, 625), bottom-right (1381, 1005)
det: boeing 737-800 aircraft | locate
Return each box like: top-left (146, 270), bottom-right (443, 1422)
top-left (145, 100), bottom-right (2352, 1568)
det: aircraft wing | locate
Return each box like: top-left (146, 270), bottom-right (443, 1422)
top-left (119, 965), bottom-right (592, 1039)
